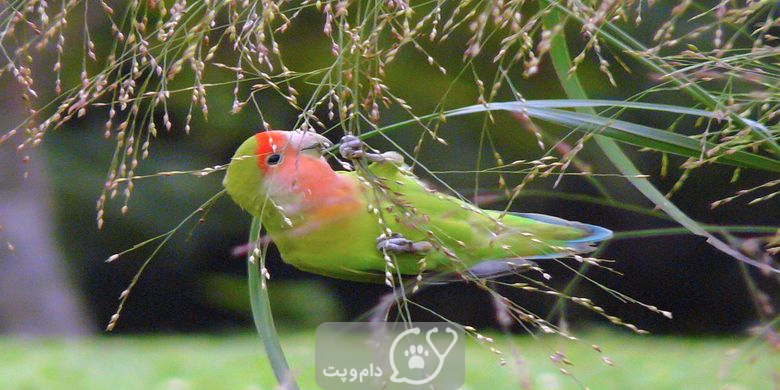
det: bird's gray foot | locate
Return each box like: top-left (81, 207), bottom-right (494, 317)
top-left (339, 135), bottom-right (404, 164)
top-left (376, 233), bottom-right (433, 254)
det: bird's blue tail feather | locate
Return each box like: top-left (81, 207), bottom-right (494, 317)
top-left (512, 212), bottom-right (613, 245)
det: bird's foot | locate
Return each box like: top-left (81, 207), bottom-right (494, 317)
top-left (376, 233), bottom-right (433, 254)
top-left (339, 135), bottom-right (403, 164)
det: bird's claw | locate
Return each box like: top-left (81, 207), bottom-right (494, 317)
top-left (339, 135), bottom-right (368, 160)
top-left (376, 233), bottom-right (433, 254)
top-left (339, 135), bottom-right (403, 164)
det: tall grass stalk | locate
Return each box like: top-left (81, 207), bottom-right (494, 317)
top-left (247, 217), bottom-right (298, 389)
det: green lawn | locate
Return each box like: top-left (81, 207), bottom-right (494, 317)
top-left (0, 329), bottom-right (777, 389)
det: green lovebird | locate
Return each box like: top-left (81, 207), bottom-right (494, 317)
top-left (223, 130), bottom-right (612, 283)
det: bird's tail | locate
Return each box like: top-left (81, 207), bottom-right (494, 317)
top-left (443, 213), bottom-right (614, 281)
top-left (513, 212), bottom-right (613, 246)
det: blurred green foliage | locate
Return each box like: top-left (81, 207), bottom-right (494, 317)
top-left (1, 330), bottom-right (777, 389)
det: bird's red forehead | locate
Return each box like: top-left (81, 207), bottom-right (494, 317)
top-left (254, 131), bottom-right (288, 157)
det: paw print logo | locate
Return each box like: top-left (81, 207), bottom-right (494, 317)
top-left (389, 327), bottom-right (458, 386)
top-left (404, 345), bottom-right (429, 369)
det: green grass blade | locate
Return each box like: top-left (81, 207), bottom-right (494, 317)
top-left (524, 107), bottom-right (780, 172)
top-left (248, 217), bottom-right (298, 389)
top-left (522, 99), bottom-right (767, 132)
top-left (446, 102), bottom-right (780, 172)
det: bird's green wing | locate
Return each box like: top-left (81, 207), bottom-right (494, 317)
top-left (360, 160), bottom-right (612, 275)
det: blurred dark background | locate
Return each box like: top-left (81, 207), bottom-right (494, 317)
top-left (0, 1), bottom-right (777, 337)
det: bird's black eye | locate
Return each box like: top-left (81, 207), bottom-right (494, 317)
top-left (266, 153), bottom-right (283, 166)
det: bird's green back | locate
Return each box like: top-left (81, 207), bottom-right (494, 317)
top-left (342, 161), bottom-right (597, 276)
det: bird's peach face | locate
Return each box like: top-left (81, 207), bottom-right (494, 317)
top-left (253, 130), bottom-right (333, 173)
top-left (223, 130), bottom-right (332, 215)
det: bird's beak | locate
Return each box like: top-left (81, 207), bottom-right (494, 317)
top-left (287, 130), bottom-right (333, 155)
